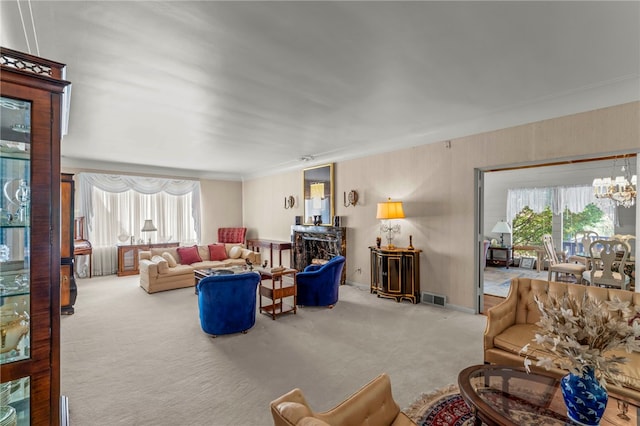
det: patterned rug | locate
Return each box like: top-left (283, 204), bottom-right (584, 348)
top-left (483, 267), bottom-right (548, 297)
top-left (404, 384), bottom-right (475, 426)
top-left (405, 384), bottom-right (571, 426)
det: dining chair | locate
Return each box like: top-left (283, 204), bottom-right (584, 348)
top-left (567, 231), bottom-right (599, 265)
top-left (542, 234), bottom-right (586, 283)
top-left (582, 239), bottom-right (631, 290)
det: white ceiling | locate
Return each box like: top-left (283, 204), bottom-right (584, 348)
top-left (1, 1), bottom-right (639, 181)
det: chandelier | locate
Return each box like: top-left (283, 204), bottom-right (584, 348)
top-left (592, 157), bottom-right (637, 208)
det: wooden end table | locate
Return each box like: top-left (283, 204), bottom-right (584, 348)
top-left (458, 364), bottom-right (638, 426)
top-left (256, 267), bottom-right (297, 320)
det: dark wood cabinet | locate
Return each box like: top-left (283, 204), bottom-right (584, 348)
top-left (60, 173), bottom-right (76, 315)
top-left (369, 247), bottom-right (421, 303)
top-left (487, 246), bottom-right (513, 268)
top-left (1, 47), bottom-right (71, 425)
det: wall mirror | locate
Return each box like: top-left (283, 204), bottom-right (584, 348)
top-left (302, 163), bottom-right (334, 225)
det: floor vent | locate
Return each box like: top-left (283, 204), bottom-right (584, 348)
top-left (422, 292), bottom-right (446, 307)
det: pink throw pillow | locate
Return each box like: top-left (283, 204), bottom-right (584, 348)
top-left (208, 244), bottom-right (228, 261)
top-left (176, 245), bottom-right (202, 265)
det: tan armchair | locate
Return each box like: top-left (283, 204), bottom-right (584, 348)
top-left (270, 373), bottom-right (416, 426)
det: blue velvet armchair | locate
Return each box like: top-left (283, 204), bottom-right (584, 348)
top-left (197, 272), bottom-right (260, 336)
top-left (296, 255), bottom-right (346, 307)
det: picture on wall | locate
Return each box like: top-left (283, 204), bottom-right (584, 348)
top-left (302, 163), bottom-right (334, 225)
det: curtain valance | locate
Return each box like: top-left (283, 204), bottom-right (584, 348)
top-left (76, 172), bottom-right (201, 241)
top-left (506, 185), bottom-right (614, 222)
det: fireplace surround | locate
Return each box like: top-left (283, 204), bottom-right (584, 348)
top-left (291, 225), bottom-right (346, 284)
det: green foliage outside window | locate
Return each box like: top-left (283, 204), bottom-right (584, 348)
top-left (512, 203), bottom-right (605, 246)
top-left (512, 206), bottom-right (551, 246)
top-left (562, 204), bottom-right (605, 241)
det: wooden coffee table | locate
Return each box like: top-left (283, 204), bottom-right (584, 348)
top-left (193, 267), bottom-right (246, 294)
top-left (458, 364), bottom-right (639, 426)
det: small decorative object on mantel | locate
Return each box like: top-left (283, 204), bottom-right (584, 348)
top-left (521, 294), bottom-right (640, 426)
top-left (408, 235), bottom-right (414, 250)
top-left (376, 237), bottom-right (381, 248)
top-left (333, 216), bottom-right (340, 227)
top-left (313, 215), bottom-right (322, 226)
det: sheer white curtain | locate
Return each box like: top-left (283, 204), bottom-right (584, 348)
top-left (76, 173), bottom-right (201, 276)
top-left (506, 185), bottom-right (615, 222)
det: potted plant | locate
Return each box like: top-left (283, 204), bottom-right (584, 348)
top-left (521, 294), bottom-right (640, 426)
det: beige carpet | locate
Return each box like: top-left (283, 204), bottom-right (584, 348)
top-left (61, 275), bottom-right (487, 425)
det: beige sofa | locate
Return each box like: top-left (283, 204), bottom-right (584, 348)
top-left (270, 373), bottom-right (415, 426)
top-left (139, 244), bottom-right (261, 294)
top-left (484, 277), bottom-right (640, 402)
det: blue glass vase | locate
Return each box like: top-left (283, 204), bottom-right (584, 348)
top-left (560, 367), bottom-right (608, 426)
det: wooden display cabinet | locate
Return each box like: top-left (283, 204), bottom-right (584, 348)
top-left (1, 47), bottom-right (71, 425)
top-left (369, 246), bottom-right (421, 304)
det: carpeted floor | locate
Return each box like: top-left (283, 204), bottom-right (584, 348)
top-left (405, 384), bottom-right (475, 426)
top-left (61, 275), bottom-right (487, 425)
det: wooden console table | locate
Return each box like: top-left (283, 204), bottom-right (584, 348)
top-left (117, 242), bottom-right (179, 276)
top-left (246, 239), bottom-right (292, 267)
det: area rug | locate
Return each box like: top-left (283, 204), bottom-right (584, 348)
top-left (404, 384), bottom-right (476, 426)
top-left (483, 268), bottom-right (523, 298)
top-left (483, 267), bottom-right (549, 297)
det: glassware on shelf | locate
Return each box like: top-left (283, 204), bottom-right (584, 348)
top-left (0, 302), bottom-right (29, 357)
top-left (14, 180), bottom-right (30, 224)
top-left (0, 405), bottom-right (17, 426)
top-left (0, 246), bottom-right (9, 262)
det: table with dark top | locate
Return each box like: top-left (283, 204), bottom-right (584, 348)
top-left (458, 364), bottom-right (638, 426)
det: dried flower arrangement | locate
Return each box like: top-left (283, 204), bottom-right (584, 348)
top-left (521, 293), bottom-right (640, 389)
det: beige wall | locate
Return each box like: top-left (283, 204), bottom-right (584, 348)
top-left (199, 179), bottom-right (243, 243)
top-left (242, 102), bottom-right (640, 311)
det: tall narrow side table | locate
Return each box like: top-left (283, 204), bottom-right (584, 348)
top-left (247, 239), bottom-right (292, 267)
top-left (257, 267), bottom-right (297, 320)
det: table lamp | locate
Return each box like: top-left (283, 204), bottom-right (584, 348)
top-left (141, 219), bottom-right (157, 245)
top-left (376, 198), bottom-right (405, 249)
top-left (491, 220), bottom-right (511, 247)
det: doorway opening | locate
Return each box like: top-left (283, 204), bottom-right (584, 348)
top-left (477, 153), bottom-right (638, 314)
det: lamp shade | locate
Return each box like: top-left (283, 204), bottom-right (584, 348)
top-left (491, 220), bottom-right (511, 234)
top-left (376, 198), bottom-right (405, 220)
top-left (141, 219), bottom-right (157, 232)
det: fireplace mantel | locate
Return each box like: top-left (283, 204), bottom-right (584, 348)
top-left (291, 225), bottom-right (346, 284)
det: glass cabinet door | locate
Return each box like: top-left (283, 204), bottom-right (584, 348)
top-left (0, 96), bottom-right (32, 424)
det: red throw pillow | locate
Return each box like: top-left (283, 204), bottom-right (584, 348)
top-left (208, 243), bottom-right (227, 261)
top-left (176, 245), bottom-right (202, 265)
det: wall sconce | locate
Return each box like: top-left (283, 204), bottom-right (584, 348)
top-left (376, 198), bottom-right (405, 249)
top-left (141, 219), bottom-right (157, 245)
top-left (284, 195), bottom-right (295, 209)
top-left (343, 190), bottom-right (359, 207)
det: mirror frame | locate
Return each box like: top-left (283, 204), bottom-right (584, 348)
top-left (302, 163), bottom-right (334, 225)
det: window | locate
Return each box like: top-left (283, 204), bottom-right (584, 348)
top-left (76, 173), bottom-right (201, 276)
